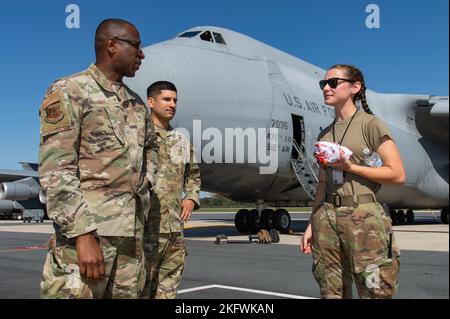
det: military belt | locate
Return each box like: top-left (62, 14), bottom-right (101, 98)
top-left (325, 193), bottom-right (376, 208)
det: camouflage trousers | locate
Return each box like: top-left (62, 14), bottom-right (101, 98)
top-left (143, 232), bottom-right (186, 299)
top-left (311, 202), bottom-right (400, 299)
top-left (41, 221), bottom-right (146, 299)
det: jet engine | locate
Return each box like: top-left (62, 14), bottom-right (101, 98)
top-left (0, 179), bottom-right (41, 201)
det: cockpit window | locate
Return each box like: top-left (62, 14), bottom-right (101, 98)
top-left (200, 31), bottom-right (214, 42)
top-left (178, 31), bottom-right (201, 38)
top-left (179, 30), bottom-right (227, 46)
top-left (213, 32), bottom-right (226, 45)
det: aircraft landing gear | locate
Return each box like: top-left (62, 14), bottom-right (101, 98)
top-left (406, 209), bottom-right (415, 223)
top-left (386, 206), bottom-right (415, 225)
top-left (389, 208), bottom-right (398, 225)
top-left (235, 209), bottom-right (250, 233)
top-left (247, 209), bottom-right (259, 233)
top-left (259, 209), bottom-right (272, 229)
top-left (397, 210), bottom-right (406, 224)
top-left (270, 209), bottom-right (291, 233)
top-left (234, 207), bottom-right (261, 234)
top-left (441, 207), bottom-right (449, 224)
top-left (234, 204), bottom-right (292, 234)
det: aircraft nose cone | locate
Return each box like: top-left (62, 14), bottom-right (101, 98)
top-left (124, 45), bottom-right (173, 100)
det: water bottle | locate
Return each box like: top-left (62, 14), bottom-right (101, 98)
top-left (362, 148), bottom-right (383, 167)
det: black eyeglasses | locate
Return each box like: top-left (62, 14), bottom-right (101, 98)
top-left (113, 37), bottom-right (143, 51)
top-left (319, 78), bottom-right (355, 90)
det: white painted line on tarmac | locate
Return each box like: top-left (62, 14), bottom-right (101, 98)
top-left (178, 285), bottom-right (218, 294)
top-left (178, 284), bottom-right (316, 299)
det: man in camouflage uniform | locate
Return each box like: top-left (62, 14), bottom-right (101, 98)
top-left (39, 19), bottom-right (158, 299)
top-left (143, 81), bottom-right (201, 299)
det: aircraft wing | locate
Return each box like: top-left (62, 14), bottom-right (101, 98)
top-left (0, 169), bottom-right (39, 183)
top-left (416, 96), bottom-right (449, 147)
top-left (0, 162), bottom-right (38, 182)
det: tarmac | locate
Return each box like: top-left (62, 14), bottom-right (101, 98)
top-left (0, 211), bottom-right (448, 299)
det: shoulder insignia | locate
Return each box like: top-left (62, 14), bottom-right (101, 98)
top-left (40, 89), bottom-right (72, 135)
top-left (41, 91), bottom-right (63, 123)
top-left (44, 103), bottom-right (64, 124)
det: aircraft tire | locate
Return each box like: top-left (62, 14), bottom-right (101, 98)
top-left (273, 209), bottom-right (291, 234)
top-left (247, 209), bottom-right (259, 234)
top-left (441, 207), bottom-right (449, 224)
top-left (397, 210), bottom-right (406, 224)
top-left (260, 209), bottom-right (273, 229)
top-left (235, 209), bottom-right (249, 233)
top-left (406, 209), bottom-right (414, 223)
top-left (389, 209), bottom-right (398, 225)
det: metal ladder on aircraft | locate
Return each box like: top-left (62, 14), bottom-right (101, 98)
top-left (290, 140), bottom-right (319, 199)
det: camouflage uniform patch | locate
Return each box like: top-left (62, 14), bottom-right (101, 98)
top-left (44, 103), bottom-right (64, 123)
top-left (40, 90), bottom-right (71, 133)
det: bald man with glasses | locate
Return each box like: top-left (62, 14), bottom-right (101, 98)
top-left (39, 18), bottom-right (158, 299)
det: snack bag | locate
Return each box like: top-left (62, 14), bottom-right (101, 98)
top-left (314, 141), bottom-right (353, 164)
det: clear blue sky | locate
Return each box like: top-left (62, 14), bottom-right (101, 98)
top-left (0, 0), bottom-right (448, 169)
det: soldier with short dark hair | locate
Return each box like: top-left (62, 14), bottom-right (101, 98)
top-left (39, 18), bottom-right (159, 298)
top-left (143, 81), bottom-right (201, 299)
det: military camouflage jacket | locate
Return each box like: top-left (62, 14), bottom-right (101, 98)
top-left (149, 125), bottom-right (201, 233)
top-left (39, 64), bottom-right (158, 239)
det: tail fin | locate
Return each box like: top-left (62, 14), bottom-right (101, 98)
top-left (18, 162), bottom-right (39, 171)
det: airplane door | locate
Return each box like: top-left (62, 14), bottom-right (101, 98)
top-left (291, 114), bottom-right (319, 199)
top-left (266, 60), bottom-right (319, 199)
top-left (265, 60), bottom-right (295, 174)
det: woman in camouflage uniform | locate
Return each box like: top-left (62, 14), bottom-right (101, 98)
top-left (300, 65), bottom-right (406, 299)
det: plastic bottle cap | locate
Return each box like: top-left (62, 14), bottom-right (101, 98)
top-left (362, 148), bottom-right (370, 155)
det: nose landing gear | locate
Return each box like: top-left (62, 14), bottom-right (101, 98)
top-left (234, 203), bottom-right (291, 234)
